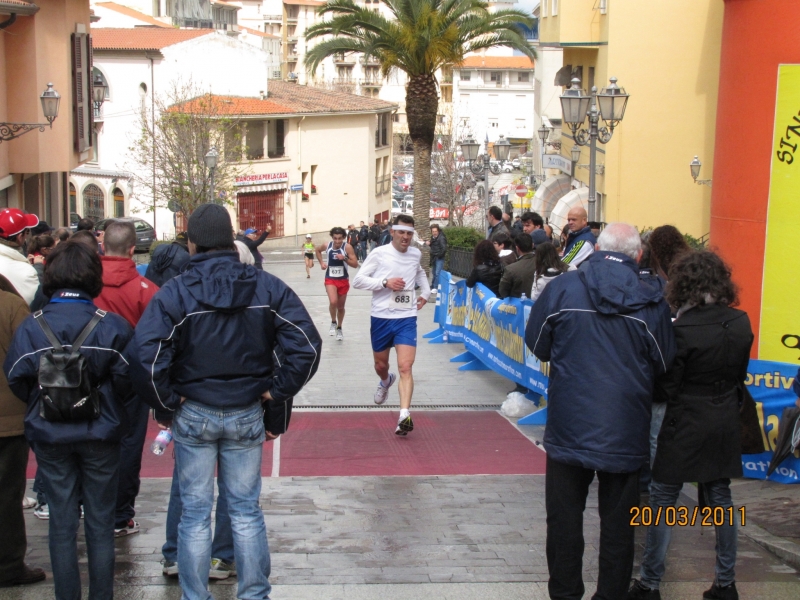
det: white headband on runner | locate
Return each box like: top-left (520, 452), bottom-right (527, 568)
top-left (392, 225), bottom-right (415, 232)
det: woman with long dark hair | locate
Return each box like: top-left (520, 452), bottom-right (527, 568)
top-left (530, 242), bottom-right (569, 301)
top-left (628, 251), bottom-right (754, 600)
top-left (648, 225), bottom-right (691, 281)
top-left (466, 240), bottom-right (503, 296)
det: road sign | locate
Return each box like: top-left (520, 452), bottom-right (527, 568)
top-left (515, 185), bottom-right (528, 197)
top-left (290, 184), bottom-right (304, 191)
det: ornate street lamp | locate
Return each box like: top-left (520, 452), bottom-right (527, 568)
top-left (92, 73), bottom-right (108, 111)
top-left (460, 137), bottom-right (480, 162)
top-left (204, 147), bottom-right (219, 203)
top-left (560, 77), bottom-right (630, 221)
top-left (0, 83), bottom-right (61, 143)
top-left (571, 144), bottom-right (582, 164)
top-left (494, 134), bottom-right (511, 162)
top-left (538, 123), bottom-right (550, 145)
top-left (690, 156), bottom-right (712, 187)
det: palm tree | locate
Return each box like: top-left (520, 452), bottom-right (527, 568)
top-left (305, 0), bottom-right (535, 238)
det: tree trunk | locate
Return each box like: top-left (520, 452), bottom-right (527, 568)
top-left (406, 74), bottom-right (438, 243)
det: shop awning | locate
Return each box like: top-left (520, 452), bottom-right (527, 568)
top-left (548, 187), bottom-right (590, 237)
top-left (531, 174), bottom-right (571, 219)
top-left (236, 183), bottom-right (287, 194)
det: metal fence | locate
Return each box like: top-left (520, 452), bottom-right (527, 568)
top-left (447, 248), bottom-right (474, 278)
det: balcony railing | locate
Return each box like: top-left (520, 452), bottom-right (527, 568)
top-left (264, 14), bottom-right (282, 21)
top-left (440, 75), bottom-right (453, 84)
top-left (267, 146), bottom-right (286, 159)
top-left (334, 53), bottom-right (356, 65)
top-left (361, 76), bottom-right (382, 87)
top-left (360, 55), bottom-right (381, 66)
top-left (172, 17), bottom-right (212, 29)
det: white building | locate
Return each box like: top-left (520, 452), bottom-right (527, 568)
top-left (453, 55), bottom-right (536, 150)
top-left (70, 25), bottom-right (395, 239)
top-left (71, 26), bottom-right (280, 235)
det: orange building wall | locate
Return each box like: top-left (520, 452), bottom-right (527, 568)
top-left (711, 0), bottom-right (800, 356)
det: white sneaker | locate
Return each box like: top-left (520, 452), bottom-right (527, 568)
top-left (373, 373), bottom-right (396, 405)
top-left (22, 496), bottom-right (37, 510)
top-left (33, 503), bottom-right (49, 520)
top-left (328, 322), bottom-right (337, 336)
top-left (336, 328), bottom-right (343, 341)
top-left (395, 413), bottom-right (414, 436)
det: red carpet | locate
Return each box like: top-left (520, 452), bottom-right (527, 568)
top-left (27, 411), bottom-right (545, 478)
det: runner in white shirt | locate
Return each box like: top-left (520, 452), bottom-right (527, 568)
top-left (352, 214), bottom-right (431, 435)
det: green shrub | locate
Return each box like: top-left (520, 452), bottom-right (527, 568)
top-left (442, 226), bottom-right (483, 249)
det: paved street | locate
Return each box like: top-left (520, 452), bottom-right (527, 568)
top-left (5, 260), bottom-right (800, 599)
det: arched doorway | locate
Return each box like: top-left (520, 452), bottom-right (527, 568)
top-left (113, 188), bottom-right (125, 217)
top-left (82, 184), bottom-right (105, 222)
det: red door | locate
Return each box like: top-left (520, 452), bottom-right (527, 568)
top-left (238, 190), bottom-right (285, 237)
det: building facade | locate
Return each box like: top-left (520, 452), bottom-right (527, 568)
top-left (538, 0), bottom-right (723, 237)
top-left (1, 0), bottom-right (95, 225)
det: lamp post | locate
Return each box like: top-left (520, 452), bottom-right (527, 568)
top-left (0, 83), bottom-right (61, 143)
top-left (537, 123), bottom-right (551, 184)
top-left (92, 73), bottom-right (108, 113)
top-left (560, 77), bottom-right (629, 221)
top-left (204, 147), bottom-right (219, 204)
top-left (690, 156), bottom-right (712, 187)
top-left (461, 134), bottom-right (511, 234)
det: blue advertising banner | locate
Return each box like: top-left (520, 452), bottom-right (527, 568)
top-left (742, 359), bottom-right (800, 484)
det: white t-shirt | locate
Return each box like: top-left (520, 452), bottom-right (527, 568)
top-left (352, 243), bottom-right (431, 319)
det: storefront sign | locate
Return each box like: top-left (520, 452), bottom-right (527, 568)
top-left (234, 172), bottom-right (289, 187)
top-left (543, 154), bottom-right (572, 176)
top-left (761, 65), bottom-right (800, 361)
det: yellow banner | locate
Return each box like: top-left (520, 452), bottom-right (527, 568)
top-left (761, 64), bottom-right (800, 360)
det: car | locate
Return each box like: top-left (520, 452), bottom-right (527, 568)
top-left (391, 200), bottom-right (403, 215)
top-left (393, 190), bottom-right (405, 201)
top-left (511, 158), bottom-right (521, 169)
top-left (94, 217), bottom-right (156, 253)
top-left (501, 161), bottom-right (514, 173)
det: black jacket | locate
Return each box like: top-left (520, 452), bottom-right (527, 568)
top-left (466, 262), bottom-right (503, 296)
top-left (4, 289), bottom-right (133, 445)
top-left (487, 221), bottom-right (509, 239)
top-left (130, 252), bottom-right (321, 420)
top-left (525, 252), bottom-right (676, 473)
top-left (652, 304), bottom-right (754, 484)
top-left (429, 233), bottom-right (447, 264)
top-left (145, 242), bottom-right (190, 287)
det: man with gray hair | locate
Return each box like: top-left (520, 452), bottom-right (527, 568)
top-left (525, 222), bottom-right (675, 600)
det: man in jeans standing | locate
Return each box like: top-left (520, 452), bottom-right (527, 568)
top-left (131, 204), bottom-right (321, 600)
top-left (423, 224), bottom-right (447, 290)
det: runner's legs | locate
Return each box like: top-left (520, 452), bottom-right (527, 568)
top-left (395, 344), bottom-right (416, 411)
top-left (304, 256), bottom-right (313, 277)
top-left (325, 285), bottom-right (339, 322)
top-left (335, 290), bottom-right (347, 329)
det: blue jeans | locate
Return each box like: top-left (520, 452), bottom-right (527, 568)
top-left (173, 401), bottom-right (270, 600)
top-left (431, 258), bottom-right (445, 290)
top-left (163, 461), bottom-right (234, 563)
top-left (640, 478), bottom-right (738, 590)
top-left (35, 440), bottom-right (120, 600)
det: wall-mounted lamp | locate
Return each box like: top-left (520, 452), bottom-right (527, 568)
top-left (0, 83), bottom-right (61, 143)
top-left (690, 156), bottom-right (712, 187)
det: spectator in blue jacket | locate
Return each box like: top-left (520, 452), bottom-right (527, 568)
top-left (561, 206), bottom-right (597, 267)
top-left (4, 241), bottom-right (133, 600)
top-left (525, 222), bottom-right (676, 600)
top-left (129, 203), bottom-right (321, 600)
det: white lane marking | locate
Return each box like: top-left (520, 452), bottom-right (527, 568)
top-left (271, 435), bottom-right (281, 477)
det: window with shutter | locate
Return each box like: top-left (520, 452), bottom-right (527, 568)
top-left (71, 33), bottom-right (93, 154)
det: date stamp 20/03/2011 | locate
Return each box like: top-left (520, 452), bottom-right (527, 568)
top-left (630, 506), bottom-right (746, 527)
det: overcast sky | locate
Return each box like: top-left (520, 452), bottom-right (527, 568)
top-left (517, 0), bottom-right (538, 16)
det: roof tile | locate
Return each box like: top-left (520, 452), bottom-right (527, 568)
top-left (460, 56), bottom-right (535, 69)
top-left (94, 2), bottom-right (172, 27)
top-left (91, 28), bottom-right (213, 51)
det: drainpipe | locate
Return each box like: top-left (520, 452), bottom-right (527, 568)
top-left (148, 55), bottom-right (156, 232)
top-left (295, 115), bottom-right (305, 246)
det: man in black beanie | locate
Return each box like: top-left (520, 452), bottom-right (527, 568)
top-left (130, 203), bottom-right (322, 599)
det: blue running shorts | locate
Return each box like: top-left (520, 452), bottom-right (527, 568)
top-left (370, 316), bottom-right (418, 352)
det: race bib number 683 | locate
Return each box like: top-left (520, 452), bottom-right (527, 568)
top-left (391, 289), bottom-right (414, 309)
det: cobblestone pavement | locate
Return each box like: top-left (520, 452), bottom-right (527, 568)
top-left (5, 262), bottom-right (800, 599)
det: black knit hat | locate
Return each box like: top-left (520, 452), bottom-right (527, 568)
top-left (188, 204), bottom-right (233, 248)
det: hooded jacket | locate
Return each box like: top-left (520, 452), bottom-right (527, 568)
top-left (525, 251), bottom-right (676, 472)
top-left (130, 252), bottom-right (321, 419)
top-left (96, 256), bottom-right (159, 327)
top-left (0, 239), bottom-right (39, 306)
top-left (3, 289), bottom-right (134, 445)
top-left (144, 242), bottom-right (190, 288)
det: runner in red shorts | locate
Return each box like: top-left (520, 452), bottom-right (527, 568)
top-left (316, 226), bottom-right (359, 341)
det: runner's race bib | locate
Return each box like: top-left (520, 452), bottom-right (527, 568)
top-left (328, 266), bottom-right (344, 277)
top-left (391, 289), bottom-right (415, 309)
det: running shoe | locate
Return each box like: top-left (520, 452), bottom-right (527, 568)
top-left (22, 496), bottom-right (36, 510)
top-left (627, 580), bottom-right (661, 600)
top-left (336, 328), bottom-right (343, 341)
top-left (33, 503), bottom-right (49, 520)
top-left (395, 413), bottom-right (414, 436)
top-left (162, 560), bottom-right (178, 577)
top-left (328, 322), bottom-right (337, 336)
top-left (373, 373), bottom-right (396, 405)
top-left (209, 558), bottom-right (236, 580)
top-left (114, 519), bottom-right (140, 537)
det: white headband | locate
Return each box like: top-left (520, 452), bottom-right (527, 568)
top-left (392, 225), bottom-right (415, 232)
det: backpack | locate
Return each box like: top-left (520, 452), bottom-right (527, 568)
top-left (378, 229), bottom-right (392, 246)
top-left (369, 224), bottom-right (381, 242)
top-left (34, 309), bottom-right (106, 423)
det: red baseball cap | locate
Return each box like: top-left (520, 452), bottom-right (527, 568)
top-left (0, 208), bottom-right (39, 238)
